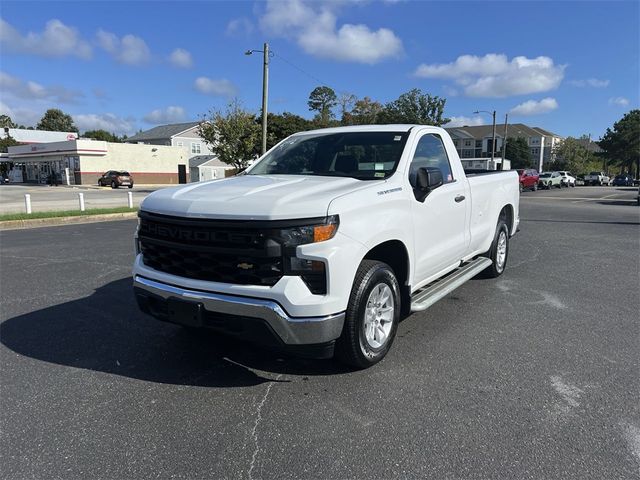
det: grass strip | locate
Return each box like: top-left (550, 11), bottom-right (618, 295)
top-left (0, 207), bottom-right (138, 222)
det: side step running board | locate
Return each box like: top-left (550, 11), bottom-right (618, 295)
top-left (410, 257), bottom-right (493, 312)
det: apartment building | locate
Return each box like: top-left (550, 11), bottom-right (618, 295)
top-left (445, 123), bottom-right (563, 171)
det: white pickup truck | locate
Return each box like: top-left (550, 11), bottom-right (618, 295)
top-left (133, 125), bottom-right (519, 368)
top-left (584, 171), bottom-right (611, 186)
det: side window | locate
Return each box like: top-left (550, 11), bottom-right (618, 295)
top-left (408, 134), bottom-right (454, 187)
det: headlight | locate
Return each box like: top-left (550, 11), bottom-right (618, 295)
top-left (271, 215), bottom-right (339, 247)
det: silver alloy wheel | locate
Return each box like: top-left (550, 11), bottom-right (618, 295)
top-left (363, 283), bottom-right (394, 349)
top-left (496, 230), bottom-right (507, 272)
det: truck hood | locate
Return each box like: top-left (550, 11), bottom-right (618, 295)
top-left (140, 174), bottom-right (372, 220)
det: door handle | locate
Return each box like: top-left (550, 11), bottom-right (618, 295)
top-left (455, 195), bottom-right (466, 203)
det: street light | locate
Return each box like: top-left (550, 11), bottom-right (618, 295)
top-left (245, 43), bottom-right (273, 155)
top-left (474, 109), bottom-right (497, 168)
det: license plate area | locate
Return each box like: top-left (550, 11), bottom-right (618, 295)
top-left (167, 298), bottom-right (202, 327)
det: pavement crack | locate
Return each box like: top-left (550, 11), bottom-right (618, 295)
top-left (247, 374), bottom-right (282, 480)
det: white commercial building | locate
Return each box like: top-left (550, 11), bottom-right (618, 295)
top-left (8, 140), bottom-right (192, 185)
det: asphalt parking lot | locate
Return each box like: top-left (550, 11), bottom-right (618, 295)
top-left (1, 186), bottom-right (638, 479)
top-left (0, 184), bottom-right (163, 214)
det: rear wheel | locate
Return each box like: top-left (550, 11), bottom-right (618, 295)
top-left (533, 183), bottom-right (538, 191)
top-left (111, 181), bottom-right (117, 189)
top-left (480, 218), bottom-right (510, 279)
top-left (335, 260), bottom-right (400, 369)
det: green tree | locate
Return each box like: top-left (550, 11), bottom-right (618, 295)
top-left (83, 129), bottom-right (122, 142)
top-left (0, 115), bottom-right (17, 129)
top-left (599, 110), bottom-right (640, 178)
top-left (36, 108), bottom-right (78, 132)
top-left (504, 137), bottom-right (532, 169)
top-left (338, 93), bottom-right (357, 125)
top-left (308, 86), bottom-right (338, 127)
top-left (549, 137), bottom-right (595, 173)
top-left (343, 96), bottom-right (383, 125)
top-left (377, 89), bottom-right (449, 126)
top-left (0, 135), bottom-right (19, 153)
top-left (263, 112), bottom-right (313, 149)
top-left (197, 99), bottom-right (261, 171)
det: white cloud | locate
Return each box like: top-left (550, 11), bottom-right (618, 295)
top-left (569, 78), bottom-right (609, 88)
top-left (0, 71), bottom-right (83, 103)
top-left (608, 97), bottom-right (629, 106)
top-left (194, 77), bottom-right (237, 97)
top-left (73, 113), bottom-right (136, 135)
top-left (0, 18), bottom-right (92, 59)
top-left (0, 102), bottom-right (43, 127)
top-left (444, 116), bottom-right (485, 128)
top-left (96, 29), bottom-right (151, 66)
top-left (226, 17), bottom-right (254, 37)
top-left (510, 97), bottom-right (558, 116)
top-left (259, 0), bottom-right (403, 64)
top-left (0, 101), bottom-right (15, 118)
top-left (143, 106), bottom-right (186, 124)
top-left (169, 48), bottom-right (193, 68)
top-left (414, 54), bottom-right (565, 97)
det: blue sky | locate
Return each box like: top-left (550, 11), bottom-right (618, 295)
top-left (1, 0), bottom-right (638, 139)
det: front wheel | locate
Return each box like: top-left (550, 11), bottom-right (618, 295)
top-left (335, 260), bottom-right (400, 369)
top-left (111, 181), bottom-right (117, 189)
top-left (533, 183), bottom-right (538, 191)
top-left (480, 219), bottom-right (510, 278)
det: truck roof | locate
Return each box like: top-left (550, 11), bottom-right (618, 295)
top-left (292, 124), bottom-right (441, 136)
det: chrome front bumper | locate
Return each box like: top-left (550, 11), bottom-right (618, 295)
top-left (133, 276), bottom-right (345, 345)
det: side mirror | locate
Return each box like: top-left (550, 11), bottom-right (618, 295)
top-left (414, 167), bottom-right (443, 201)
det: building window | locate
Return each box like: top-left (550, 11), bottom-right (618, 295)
top-left (176, 141), bottom-right (183, 147)
top-left (464, 140), bottom-right (472, 147)
top-left (475, 140), bottom-right (482, 148)
top-left (191, 143), bottom-right (201, 154)
top-left (531, 147), bottom-right (540, 155)
top-left (452, 139), bottom-right (459, 147)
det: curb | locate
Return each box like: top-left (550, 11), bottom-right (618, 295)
top-left (0, 212), bottom-right (139, 231)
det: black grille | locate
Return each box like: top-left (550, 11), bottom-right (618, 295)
top-left (139, 211), bottom-right (283, 286)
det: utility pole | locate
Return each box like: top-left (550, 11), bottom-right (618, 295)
top-left (490, 110), bottom-right (496, 169)
top-left (245, 43), bottom-right (271, 155)
top-left (261, 43), bottom-right (269, 156)
top-left (500, 113), bottom-right (508, 171)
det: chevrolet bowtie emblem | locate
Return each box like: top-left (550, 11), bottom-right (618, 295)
top-left (237, 263), bottom-right (254, 270)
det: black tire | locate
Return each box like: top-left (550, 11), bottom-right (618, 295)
top-left (128, 185), bottom-right (133, 189)
top-left (479, 218), bottom-right (510, 279)
top-left (111, 181), bottom-right (117, 189)
top-left (533, 183), bottom-right (538, 191)
top-left (335, 260), bottom-right (401, 369)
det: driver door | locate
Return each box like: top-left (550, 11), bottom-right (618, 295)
top-left (408, 133), bottom-right (469, 284)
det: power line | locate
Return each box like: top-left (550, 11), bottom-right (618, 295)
top-left (271, 51), bottom-right (350, 96)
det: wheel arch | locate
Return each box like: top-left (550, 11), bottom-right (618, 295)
top-left (362, 239), bottom-right (411, 313)
top-left (499, 203), bottom-right (515, 235)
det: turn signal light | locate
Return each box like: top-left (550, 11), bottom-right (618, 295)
top-left (313, 223), bottom-right (338, 243)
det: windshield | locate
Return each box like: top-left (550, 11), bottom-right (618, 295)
top-left (247, 131), bottom-right (409, 180)
top-left (589, 171), bottom-right (600, 176)
top-left (540, 173), bottom-right (552, 177)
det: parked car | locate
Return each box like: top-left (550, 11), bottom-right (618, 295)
top-left (612, 174), bottom-right (635, 187)
top-left (557, 171), bottom-right (576, 187)
top-left (132, 125), bottom-right (520, 368)
top-left (576, 176), bottom-right (585, 186)
top-left (99, 170), bottom-right (134, 188)
top-left (584, 171), bottom-right (611, 186)
top-left (517, 169), bottom-right (539, 192)
top-left (538, 172), bottom-right (562, 189)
